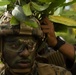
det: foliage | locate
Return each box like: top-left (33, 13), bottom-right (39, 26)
top-left (0, 0), bottom-right (76, 28)
top-left (60, 10), bottom-right (76, 21)
top-left (56, 32), bottom-right (76, 44)
top-left (49, 15), bottom-right (76, 27)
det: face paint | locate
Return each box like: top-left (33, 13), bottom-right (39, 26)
top-left (4, 37), bottom-right (37, 53)
top-left (2, 35), bottom-right (38, 73)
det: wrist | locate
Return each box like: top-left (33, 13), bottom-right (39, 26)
top-left (47, 35), bottom-right (57, 47)
top-left (52, 36), bottom-right (66, 51)
top-left (49, 39), bottom-right (57, 47)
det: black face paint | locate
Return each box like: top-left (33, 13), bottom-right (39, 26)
top-left (2, 35), bottom-right (38, 72)
top-left (4, 35), bottom-right (37, 53)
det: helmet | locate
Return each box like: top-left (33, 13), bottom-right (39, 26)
top-left (0, 11), bottom-right (44, 56)
top-left (0, 11), bottom-right (43, 36)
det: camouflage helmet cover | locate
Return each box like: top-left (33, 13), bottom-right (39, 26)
top-left (0, 11), bottom-right (43, 37)
top-left (0, 11), bottom-right (44, 55)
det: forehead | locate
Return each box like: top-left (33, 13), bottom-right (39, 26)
top-left (3, 35), bottom-right (37, 42)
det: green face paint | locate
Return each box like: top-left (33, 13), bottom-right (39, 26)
top-left (3, 35), bottom-right (38, 72)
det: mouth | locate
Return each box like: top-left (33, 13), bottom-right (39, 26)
top-left (17, 60), bottom-right (31, 68)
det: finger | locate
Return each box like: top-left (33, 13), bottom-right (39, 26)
top-left (40, 17), bottom-right (49, 24)
top-left (41, 25), bottom-right (50, 29)
top-left (40, 20), bottom-right (47, 25)
top-left (43, 17), bottom-right (53, 25)
top-left (41, 29), bottom-right (51, 33)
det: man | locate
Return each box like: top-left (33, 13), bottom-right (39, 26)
top-left (0, 15), bottom-right (73, 75)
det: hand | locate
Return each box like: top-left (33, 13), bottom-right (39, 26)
top-left (41, 17), bottom-right (75, 60)
top-left (40, 17), bottom-right (57, 47)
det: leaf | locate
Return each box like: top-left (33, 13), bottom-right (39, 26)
top-left (49, 15), bottom-right (76, 27)
top-left (0, 5), bottom-right (7, 11)
top-left (22, 3), bottom-right (32, 16)
top-left (38, 0), bottom-right (54, 3)
top-left (12, 5), bottom-right (38, 28)
top-left (32, 2), bottom-right (50, 11)
top-left (12, 5), bottom-right (26, 21)
top-left (10, 16), bottom-right (19, 25)
top-left (0, 0), bottom-right (10, 6)
top-left (60, 10), bottom-right (76, 21)
top-left (45, 0), bottom-right (65, 14)
top-left (24, 17), bottom-right (39, 28)
top-left (60, 0), bottom-right (76, 7)
top-left (54, 0), bottom-right (65, 6)
top-left (72, 28), bottom-right (76, 35)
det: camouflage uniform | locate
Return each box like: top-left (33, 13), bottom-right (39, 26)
top-left (0, 11), bottom-right (73, 75)
top-left (0, 62), bottom-right (72, 75)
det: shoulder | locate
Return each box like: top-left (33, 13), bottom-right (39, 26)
top-left (37, 63), bottom-right (72, 75)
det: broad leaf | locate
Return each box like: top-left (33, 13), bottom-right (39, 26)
top-left (22, 3), bottom-right (32, 16)
top-left (60, 10), bottom-right (76, 21)
top-left (0, 5), bottom-right (7, 11)
top-left (32, 2), bottom-right (50, 11)
top-left (12, 5), bottom-right (38, 28)
top-left (60, 0), bottom-right (76, 7)
top-left (49, 15), bottom-right (76, 27)
top-left (10, 16), bottom-right (19, 25)
top-left (72, 28), bottom-right (76, 35)
top-left (24, 18), bottom-right (39, 28)
top-left (45, 0), bottom-right (65, 14)
top-left (38, 0), bottom-right (54, 3)
top-left (0, 0), bottom-right (10, 6)
top-left (12, 5), bottom-right (26, 21)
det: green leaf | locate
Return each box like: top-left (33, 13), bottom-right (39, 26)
top-left (32, 2), bottom-right (50, 11)
top-left (49, 0), bottom-right (65, 8)
top-left (0, 0), bottom-right (10, 6)
top-left (38, 0), bottom-right (54, 3)
top-left (60, 0), bottom-right (76, 7)
top-left (24, 17), bottom-right (39, 28)
top-left (10, 16), bottom-right (19, 25)
top-left (12, 5), bottom-right (38, 28)
top-left (22, 3), bottom-right (32, 16)
top-left (12, 5), bottom-right (26, 21)
top-left (0, 5), bottom-right (7, 11)
top-left (60, 10), bottom-right (76, 21)
top-left (45, 0), bottom-right (65, 14)
top-left (49, 15), bottom-right (76, 27)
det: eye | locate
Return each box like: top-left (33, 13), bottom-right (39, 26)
top-left (28, 42), bottom-right (33, 47)
top-left (27, 42), bottom-right (36, 51)
top-left (28, 45), bottom-right (33, 49)
top-left (10, 44), bottom-right (19, 49)
top-left (8, 41), bottom-right (21, 49)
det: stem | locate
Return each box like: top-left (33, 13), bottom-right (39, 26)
top-left (18, 0), bottom-right (21, 5)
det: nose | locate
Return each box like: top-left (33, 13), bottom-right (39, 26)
top-left (18, 48), bottom-right (30, 57)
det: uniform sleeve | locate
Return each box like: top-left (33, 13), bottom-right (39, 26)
top-left (37, 62), bottom-right (72, 75)
top-left (50, 64), bottom-right (72, 75)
